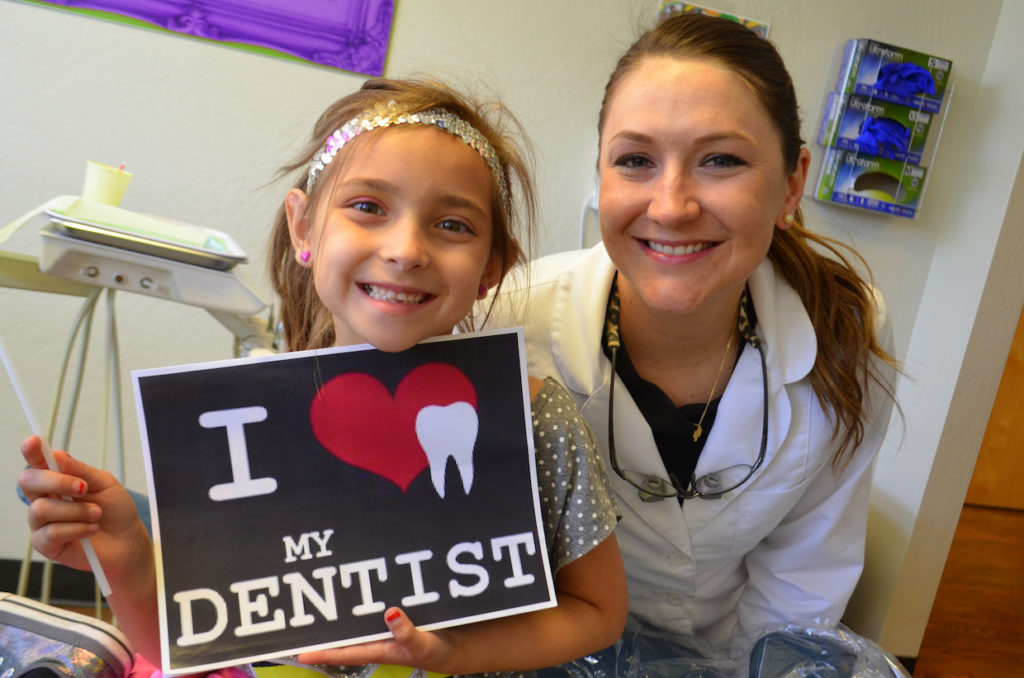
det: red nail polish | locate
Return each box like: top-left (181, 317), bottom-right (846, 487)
top-left (385, 610), bottom-right (400, 623)
top-left (76, 481), bottom-right (86, 495)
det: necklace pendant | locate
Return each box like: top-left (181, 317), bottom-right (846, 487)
top-left (692, 424), bottom-right (702, 442)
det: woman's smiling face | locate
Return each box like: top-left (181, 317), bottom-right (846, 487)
top-left (597, 56), bottom-right (808, 319)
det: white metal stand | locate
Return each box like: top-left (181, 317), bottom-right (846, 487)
top-left (1, 200), bottom-right (276, 613)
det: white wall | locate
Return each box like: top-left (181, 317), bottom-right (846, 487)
top-left (2, 0), bottom-right (1022, 660)
top-left (842, 0), bottom-right (1024, 654)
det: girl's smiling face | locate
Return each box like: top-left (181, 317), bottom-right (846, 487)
top-left (287, 125), bottom-right (501, 352)
top-left (597, 56), bottom-right (809, 319)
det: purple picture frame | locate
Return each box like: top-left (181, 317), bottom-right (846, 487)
top-left (33, 0), bottom-right (394, 76)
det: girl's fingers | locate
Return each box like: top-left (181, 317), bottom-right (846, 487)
top-left (19, 437), bottom-right (118, 500)
top-left (18, 466), bottom-right (89, 501)
top-left (26, 496), bottom-right (100, 531)
top-left (296, 643), bottom-right (391, 667)
top-left (31, 516), bottom-right (100, 547)
top-left (27, 500), bottom-right (101, 564)
top-left (295, 609), bottom-right (418, 666)
top-left (50, 449), bottom-right (109, 483)
top-left (21, 435), bottom-right (50, 469)
top-left (384, 607), bottom-right (416, 643)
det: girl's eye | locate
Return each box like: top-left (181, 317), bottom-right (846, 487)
top-left (350, 200), bottom-right (384, 215)
top-left (437, 219), bottom-right (472, 234)
top-left (702, 154), bottom-right (746, 169)
top-left (613, 154), bottom-right (652, 169)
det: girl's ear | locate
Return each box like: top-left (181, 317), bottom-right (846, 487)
top-left (479, 254), bottom-right (501, 297)
top-left (777, 147), bottom-right (811, 230)
top-left (285, 188), bottom-right (312, 265)
top-left (481, 238), bottom-right (521, 293)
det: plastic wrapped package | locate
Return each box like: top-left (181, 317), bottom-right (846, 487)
top-left (537, 615), bottom-right (731, 678)
top-left (0, 593), bottom-right (133, 678)
top-left (747, 623), bottom-right (911, 678)
top-left (537, 616), bottom-right (911, 678)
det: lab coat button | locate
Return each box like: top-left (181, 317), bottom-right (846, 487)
top-left (667, 552), bottom-right (688, 568)
top-left (667, 595), bottom-right (687, 608)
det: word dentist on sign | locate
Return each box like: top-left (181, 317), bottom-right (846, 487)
top-left (173, 525), bottom-right (540, 647)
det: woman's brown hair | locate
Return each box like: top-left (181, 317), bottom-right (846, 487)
top-left (268, 78), bottom-right (536, 351)
top-left (598, 13), bottom-right (899, 469)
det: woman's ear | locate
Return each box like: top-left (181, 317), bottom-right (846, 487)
top-left (777, 148), bottom-right (811, 230)
top-left (285, 188), bottom-right (312, 265)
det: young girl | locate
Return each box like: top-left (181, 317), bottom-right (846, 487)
top-left (18, 78), bottom-right (626, 677)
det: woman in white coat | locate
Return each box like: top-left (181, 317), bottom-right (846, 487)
top-left (488, 12), bottom-right (899, 658)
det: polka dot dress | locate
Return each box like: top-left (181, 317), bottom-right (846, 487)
top-left (468, 378), bottom-right (620, 678)
top-left (531, 377), bottom-right (619, 574)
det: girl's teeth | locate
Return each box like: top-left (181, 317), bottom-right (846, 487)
top-left (647, 240), bottom-right (712, 256)
top-left (363, 284), bottom-right (428, 304)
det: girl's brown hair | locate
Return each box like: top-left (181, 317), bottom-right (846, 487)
top-left (598, 13), bottom-right (899, 469)
top-left (268, 78), bottom-right (536, 351)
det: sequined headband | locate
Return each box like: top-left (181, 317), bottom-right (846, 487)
top-left (306, 104), bottom-right (511, 215)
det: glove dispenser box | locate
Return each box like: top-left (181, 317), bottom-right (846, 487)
top-left (814, 39), bottom-right (952, 219)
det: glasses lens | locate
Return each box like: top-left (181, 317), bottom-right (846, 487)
top-left (692, 464), bottom-right (754, 496)
top-left (619, 469), bottom-right (678, 497)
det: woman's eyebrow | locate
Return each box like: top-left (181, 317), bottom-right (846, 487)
top-left (608, 129), bottom-right (753, 146)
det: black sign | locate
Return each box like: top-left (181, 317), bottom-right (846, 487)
top-left (132, 329), bottom-right (554, 673)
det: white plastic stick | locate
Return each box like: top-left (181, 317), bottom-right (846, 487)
top-left (0, 334), bottom-right (111, 596)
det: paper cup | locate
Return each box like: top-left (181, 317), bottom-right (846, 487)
top-left (81, 160), bottom-right (133, 206)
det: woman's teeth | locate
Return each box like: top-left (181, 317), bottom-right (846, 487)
top-left (647, 240), bottom-right (712, 256)
top-left (362, 284), bottom-right (428, 304)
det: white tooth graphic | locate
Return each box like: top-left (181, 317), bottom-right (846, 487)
top-left (416, 402), bottom-right (478, 498)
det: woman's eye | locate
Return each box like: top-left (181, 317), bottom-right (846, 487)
top-left (437, 219), bottom-right (472, 234)
top-left (613, 154), bottom-right (652, 169)
top-left (350, 200), bottom-right (384, 215)
top-left (703, 154), bottom-right (746, 169)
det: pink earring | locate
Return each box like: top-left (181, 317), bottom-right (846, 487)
top-left (300, 250), bottom-right (311, 263)
top-left (478, 284), bottom-right (488, 298)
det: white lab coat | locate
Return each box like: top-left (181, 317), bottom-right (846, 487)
top-left (487, 243), bottom-right (896, 652)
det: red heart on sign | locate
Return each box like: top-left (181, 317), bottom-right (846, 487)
top-left (309, 362), bottom-right (478, 491)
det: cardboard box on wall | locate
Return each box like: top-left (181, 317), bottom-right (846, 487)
top-left (815, 147), bottom-right (928, 219)
top-left (818, 92), bottom-right (935, 165)
top-left (836, 39), bottom-right (952, 113)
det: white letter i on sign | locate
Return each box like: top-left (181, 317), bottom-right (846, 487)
top-left (200, 407), bottom-right (278, 501)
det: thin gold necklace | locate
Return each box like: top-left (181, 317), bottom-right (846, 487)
top-left (692, 313), bottom-right (738, 442)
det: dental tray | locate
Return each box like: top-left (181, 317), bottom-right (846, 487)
top-left (45, 198), bottom-right (247, 271)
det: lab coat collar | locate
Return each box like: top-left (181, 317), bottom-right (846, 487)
top-left (545, 244), bottom-right (819, 525)
top-left (547, 244), bottom-right (618, 399)
top-left (745, 261), bottom-right (817, 385)
top-left (547, 244), bottom-right (817, 395)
